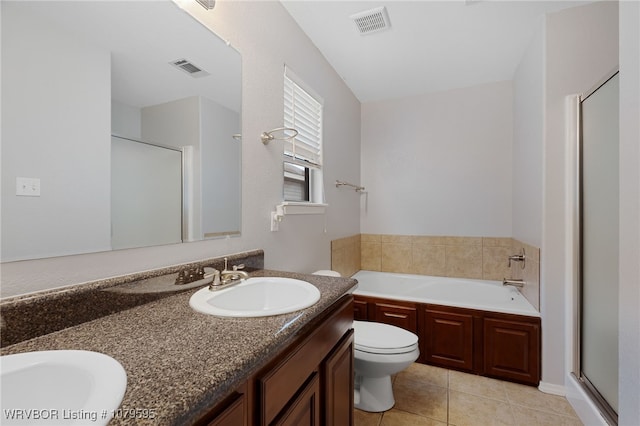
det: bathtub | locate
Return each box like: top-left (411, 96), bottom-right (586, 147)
top-left (352, 270), bottom-right (539, 318)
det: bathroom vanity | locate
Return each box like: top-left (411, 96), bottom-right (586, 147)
top-left (199, 296), bottom-right (354, 425)
top-left (0, 253), bottom-right (357, 425)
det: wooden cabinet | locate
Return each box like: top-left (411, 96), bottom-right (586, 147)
top-left (195, 383), bottom-right (247, 426)
top-left (373, 302), bottom-right (418, 333)
top-left (422, 308), bottom-right (474, 371)
top-left (353, 296), bottom-right (417, 333)
top-left (353, 299), bottom-right (368, 321)
top-left (207, 393), bottom-right (246, 426)
top-left (200, 296), bottom-right (354, 426)
top-left (353, 295), bottom-right (541, 386)
top-left (274, 373), bottom-right (320, 425)
top-left (483, 316), bottom-right (540, 386)
top-left (322, 331), bottom-right (354, 426)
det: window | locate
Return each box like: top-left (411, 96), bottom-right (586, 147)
top-left (283, 67), bottom-right (323, 203)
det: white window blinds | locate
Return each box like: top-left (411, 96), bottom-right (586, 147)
top-left (284, 69), bottom-right (323, 168)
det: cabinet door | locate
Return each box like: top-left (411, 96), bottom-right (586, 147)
top-left (207, 393), bottom-right (246, 426)
top-left (323, 330), bottom-right (354, 426)
top-left (423, 308), bottom-right (474, 371)
top-left (274, 373), bottom-right (320, 426)
top-left (373, 302), bottom-right (418, 333)
top-left (194, 383), bottom-right (247, 426)
top-left (484, 318), bottom-right (540, 386)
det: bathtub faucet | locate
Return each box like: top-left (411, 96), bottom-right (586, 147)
top-left (508, 248), bottom-right (526, 269)
top-left (503, 278), bottom-right (525, 288)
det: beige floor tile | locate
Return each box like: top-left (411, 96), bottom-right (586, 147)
top-left (381, 409), bottom-right (447, 425)
top-left (449, 390), bottom-right (515, 426)
top-left (503, 381), bottom-right (579, 418)
top-left (396, 363), bottom-right (449, 388)
top-left (393, 378), bottom-right (448, 422)
top-left (355, 408), bottom-right (382, 426)
top-left (449, 370), bottom-right (508, 402)
top-left (357, 367), bottom-right (580, 426)
top-left (511, 405), bottom-right (584, 426)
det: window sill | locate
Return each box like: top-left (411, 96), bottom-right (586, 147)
top-left (275, 202), bottom-right (327, 218)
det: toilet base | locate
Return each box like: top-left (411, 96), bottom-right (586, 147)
top-left (354, 374), bottom-right (395, 412)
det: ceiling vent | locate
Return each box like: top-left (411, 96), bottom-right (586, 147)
top-left (350, 6), bottom-right (391, 35)
top-left (170, 59), bottom-right (210, 78)
top-left (195, 0), bottom-right (215, 10)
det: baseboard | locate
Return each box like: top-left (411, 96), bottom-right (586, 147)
top-left (565, 374), bottom-right (608, 425)
top-left (538, 381), bottom-right (567, 396)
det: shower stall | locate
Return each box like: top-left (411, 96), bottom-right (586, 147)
top-left (575, 70), bottom-right (620, 425)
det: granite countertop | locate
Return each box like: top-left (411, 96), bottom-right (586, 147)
top-left (1, 269), bottom-right (357, 425)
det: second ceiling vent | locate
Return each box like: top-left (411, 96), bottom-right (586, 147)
top-left (350, 6), bottom-right (391, 35)
top-left (170, 58), bottom-right (210, 78)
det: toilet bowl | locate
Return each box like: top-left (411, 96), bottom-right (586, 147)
top-left (353, 320), bottom-right (419, 412)
top-left (312, 270), bottom-right (420, 412)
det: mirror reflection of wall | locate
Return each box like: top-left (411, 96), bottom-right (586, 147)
top-left (1, 0), bottom-right (241, 262)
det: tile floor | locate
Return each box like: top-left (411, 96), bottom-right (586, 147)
top-left (354, 363), bottom-right (583, 426)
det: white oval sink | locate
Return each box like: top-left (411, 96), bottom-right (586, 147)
top-left (189, 277), bottom-right (321, 317)
top-left (0, 350), bottom-right (127, 425)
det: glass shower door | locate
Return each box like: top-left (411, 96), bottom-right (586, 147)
top-left (578, 71), bottom-right (619, 424)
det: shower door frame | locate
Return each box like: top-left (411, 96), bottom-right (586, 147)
top-left (573, 68), bottom-right (619, 426)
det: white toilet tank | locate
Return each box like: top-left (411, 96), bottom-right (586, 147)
top-left (312, 270), bottom-right (342, 277)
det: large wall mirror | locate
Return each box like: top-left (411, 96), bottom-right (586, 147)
top-left (1, 0), bottom-right (242, 262)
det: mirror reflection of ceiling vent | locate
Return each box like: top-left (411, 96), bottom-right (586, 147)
top-left (350, 6), bottom-right (391, 35)
top-left (196, 0), bottom-right (215, 10)
top-left (170, 59), bottom-right (210, 78)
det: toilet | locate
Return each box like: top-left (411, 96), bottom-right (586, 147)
top-left (312, 270), bottom-right (420, 412)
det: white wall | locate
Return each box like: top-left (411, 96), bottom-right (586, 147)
top-left (360, 81), bottom-right (513, 237)
top-left (512, 3), bottom-right (639, 423)
top-left (200, 97), bottom-right (241, 236)
top-left (1, 3), bottom-right (112, 262)
top-left (111, 100), bottom-right (141, 140)
top-left (0, 1), bottom-right (361, 297)
top-left (618, 1), bottom-right (640, 424)
top-left (540, 0), bottom-right (618, 390)
top-left (142, 96), bottom-right (204, 239)
top-left (512, 17), bottom-right (544, 249)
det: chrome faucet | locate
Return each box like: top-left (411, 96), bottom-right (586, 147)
top-left (220, 257), bottom-right (249, 283)
top-left (503, 278), bottom-right (525, 288)
top-left (207, 269), bottom-right (222, 290)
top-left (208, 258), bottom-right (248, 291)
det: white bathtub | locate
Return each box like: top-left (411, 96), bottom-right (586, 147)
top-left (352, 270), bottom-right (539, 317)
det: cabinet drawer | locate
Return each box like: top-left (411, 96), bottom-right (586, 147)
top-left (353, 299), bottom-right (368, 321)
top-left (374, 302), bottom-right (418, 333)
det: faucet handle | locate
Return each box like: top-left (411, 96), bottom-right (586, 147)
top-left (508, 248), bottom-right (526, 269)
top-left (233, 264), bottom-right (245, 271)
top-left (206, 268), bottom-right (221, 290)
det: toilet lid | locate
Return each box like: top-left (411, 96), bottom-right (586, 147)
top-left (354, 320), bottom-right (419, 354)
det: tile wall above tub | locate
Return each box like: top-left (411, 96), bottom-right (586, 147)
top-left (331, 234), bottom-right (540, 311)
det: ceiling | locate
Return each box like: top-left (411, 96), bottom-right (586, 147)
top-left (13, 0), bottom-right (241, 112)
top-left (281, 0), bottom-right (593, 102)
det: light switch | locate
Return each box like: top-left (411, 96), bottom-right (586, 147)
top-left (16, 177), bottom-right (41, 197)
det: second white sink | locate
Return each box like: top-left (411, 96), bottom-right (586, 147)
top-left (189, 277), bottom-right (321, 317)
top-left (1, 350), bottom-right (127, 425)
